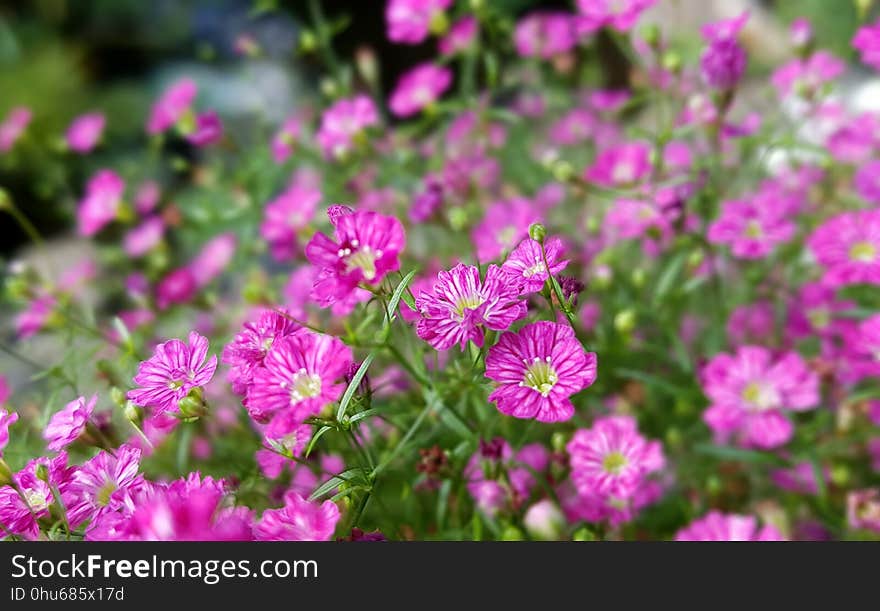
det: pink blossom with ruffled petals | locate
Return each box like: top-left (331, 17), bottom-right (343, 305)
top-left (77, 169), bottom-right (125, 236)
top-left (254, 491), bottom-right (339, 540)
top-left (472, 199), bottom-right (539, 262)
top-left (66, 112), bottom-right (105, 153)
top-left (43, 394), bottom-right (96, 452)
top-left (807, 210), bottom-right (880, 287)
top-left (853, 19), bottom-right (880, 71)
top-left (574, 0), bottom-right (655, 33)
top-left (699, 12), bottom-right (749, 90)
top-left (486, 321), bottom-right (596, 423)
top-left (585, 142), bottom-right (651, 187)
top-left (155, 267), bottom-right (197, 310)
top-left (701, 346), bottom-right (819, 449)
top-left (439, 16), bottom-right (477, 55)
top-left (261, 185), bottom-right (320, 261)
top-left (15, 294), bottom-right (56, 340)
top-left (0, 106), bottom-right (31, 152)
top-left (128, 332), bottom-right (218, 415)
top-left (0, 408), bottom-right (17, 458)
top-left (676, 511), bottom-right (785, 541)
top-left (416, 263), bottom-right (526, 351)
top-left (305, 208), bottom-right (405, 308)
top-left (854, 160), bottom-right (880, 205)
top-left (0, 453), bottom-right (76, 539)
top-left (501, 237), bottom-right (568, 295)
top-left (514, 12), bottom-right (577, 59)
top-left (147, 77), bottom-right (197, 135)
top-left (124, 216), bottom-right (164, 257)
top-left (847, 489), bottom-right (880, 532)
top-left (726, 301), bottom-right (776, 347)
top-left (186, 110), bottom-right (223, 147)
top-left (567, 416), bottom-right (664, 501)
top-left (245, 333), bottom-right (352, 429)
top-left (771, 51), bottom-right (843, 99)
top-left (189, 232), bottom-right (236, 288)
top-left (67, 444), bottom-right (145, 529)
top-left (317, 95), bottom-right (379, 159)
top-left (707, 199), bottom-right (795, 259)
top-left (389, 63), bottom-right (452, 117)
top-left (385, 0), bottom-right (451, 44)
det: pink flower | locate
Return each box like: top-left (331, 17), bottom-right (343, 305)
top-left (699, 12), bottom-right (749, 90)
top-left (549, 108), bottom-right (597, 146)
top-left (675, 511), bottom-right (785, 541)
top-left (146, 77), bottom-right (197, 135)
top-left (389, 63), bottom-right (452, 118)
top-left (185, 110), bottom-right (223, 147)
top-left (472, 199), bottom-right (539, 262)
top-left (786, 282), bottom-right (854, 343)
top-left (0, 106), bottom-right (31, 152)
top-left (255, 424), bottom-right (312, 478)
top-left (853, 19), bottom-right (880, 72)
top-left (245, 332), bottom-right (353, 431)
top-left (43, 394), bottom-right (96, 451)
top-left (701, 346), bottom-right (819, 449)
top-left (439, 16), bottom-right (478, 55)
top-left (848, 489), bottom-right (880, 532)
top-left (807, 210), bottom-right (880, 287)
top-left (790, 17), bottom-right (813, 48)
top-left (416, 263), bottom-right (527, 351)
top-left (223, 309), bottom-right (308, 396)
top-left (155, 267), bottom-right (197, 310)
top-left (271, 116), bottom-right (302, 164)
top-left (501, 237), bottom-right (569, 294)
top-left (305, 208), bottom-right (405, 308)
top-left (854, 160), bottom-right (880, 205)
top-left (603, 198), bottom-right (673, 255)
top-left (77, 169), bottom-right (125, 236)
top-left (15, 294), bottom-right (56, 340)
top-left (123, 216), bottom-right (164, 257)
top-left (463, 439), bottom-right (549, 515)
top-left (189, 232), bottom-right (236, 288)
top-left (585, 142), bottom-right (651, 187)
top-left (707, 199), bottom-right (795, 259)
top-left (67, 444), bottom-right (145, 529)
top-left (385, 0), bottom-right (451, 44)
top-left (726, 301), bottom-right (776, 347)
top-left (0, 408), bottom-right (18, 458)
top-left (838, 314), bottom-right (880, 382)
top-left (128, 332), bottom-right (218, 415)
top-left (485, 321), bottom-right (597, 422)
top-left (66, 112), bottom-right (105, 153)
top-left (255, 491), bottom-right (339, 540)
top-left (514, 12), bottom-right (577, 59)
top-left (134, 180), bottom-right (161, 214)
top-left (316, 95), bottom-right (379, 159)
top-left (567, 415), bottom-right (664, 500)
top-left (771, 51), bottom-right (843, 99)
top-left (575, 0), bottom-right (656, 34)
top-left (0, 453), bottom-right (75, 539)
top-left (261, 184), bottom-right (320, 261)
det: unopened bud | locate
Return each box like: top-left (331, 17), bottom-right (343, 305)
top-left (641, 23), bottom-right (661, 49)
top-left (614, 308), bottom-right (637, 333)
top-left (529, 223), bottom-right (547, 244)
top-left (661, 51), bottom-right (681, 74)
top-left (124, 401), bottom-right (142, 424)
top-left (110, 387), bottom-right (126, 408)
top-left (552, 160), bottom-right (574, 183)
top-left (551, 431), bottom-right (568, 453)
top-left (299, 30), bottom-right (317, 53)
top-left (500, 525), bottom-right (524, 541)
top-left (572, 527), bottom-right (596, 541)
top-left (35, 463), bottom-right (50, 482)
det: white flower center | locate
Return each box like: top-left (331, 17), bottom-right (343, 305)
top-left (519, 356), bottom-right (558, 397)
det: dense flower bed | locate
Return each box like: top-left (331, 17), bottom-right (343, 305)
top-left (1, 0), bottom-right (880, 541)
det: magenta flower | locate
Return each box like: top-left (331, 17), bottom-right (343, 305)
top-left (15, 294), bottom-right (56, 340)
top-left (574, 0), bottom-right (656, 33)
top-left (807, 210), bottom-right (880, 287)
top-left (838, 314), bottom-right (880, 383)
top-left (223, 309), bottom-right (308, 395)
top-left (67, 444), bottom-right (145, 529)
top-left (707, 199), bottom-right (795, 259)
top-left (853, 19), bottom-right (880, 71)
top-left (501, 237), bottom-right (568, 294)
top-left (77, 169), bottom-right (125, 236)
top-left (134, 180), bottom-right (160, 214)
top-left (155, 267), bottom-right (197, 310)
top-left (701, 346), bottom-right (819, 449)
top-left (254, 492), bottom-right (339, 541)
top-left (389, 63), bottom-right (452, 118)
top-left (549, 108), bottom-right (597, 146)
top-left (567, 416), bottom-right (664, 501)
top-left (66, 112), bottom-right (105, 153)
top-left (513, 12), bottom-right (577, 59)
top-left (472, 198), bottom-right (539, 262)
top-left (271, 115), bottom-right (302, 164)
top-left (726, 301), bottom-right (775, 347)
top-left (416, 263), bottom-right (526, 351)
top-left (128, 332), bottom-right (218, 415)
top-left (786, 282), bottom-right (854, 343)
top-left (0, 453), bottom-right (75, 539)
top-left (189, 232), bottom-right (236, 288)
top-left (438, 16), bottom-right (477, 55)
top-left (854, 160), bottom-right (880, 205)
top-left (699, 12), bottom-right (749, 90)
top-left (146, 77), bottom-right (197, 135)
top-left (603, 198), bottom-right (673, 255)
top-left (0, 408), bottom-right (18, 458)
top-left (245, 332), bottom-right (353, 430)
top-left (463, 439), bottom-right (549, 515)
top-left (585, 142), bottom-right (651, 187)
top-left (485, 321), bottom-right (596, 422)
top-left (185, 110), bottom-right (223, 147)
top-left (0, 106), bottom-right (31, 152)
top-left (771, 51), bottom-right (843, 99)
top-left (675, 511), bottom-right (785, 541)
top-left (43, 394), bottom-right (96, 451)
top-left (385, 0), bottom-right (451, 44)
top-left (790, 17), bottom-right (812, 48)
top-left (305, 208), bottom-right (405, 308)
top-left (123, 216), bottom-right (164, 257)
top-left (847, 489), bottom-right (880, 533)
top-left (316, 95), bottom-right (379, 159)
top-left (261, 184), bottom-right (320, 261)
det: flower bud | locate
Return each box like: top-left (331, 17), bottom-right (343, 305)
top-left (0, 460), bottom-right (12, 486)
top-left (355, 46), bottom-right (379, 87)
top-left (528, 223), bottom-right (547, 244)
top-left (614, 308), bottom-right (637, 334)
top-left (572, 527), bottom-right (596, 541)
top-left (661, 51), bottom-right (681, 74)
top-left (500, 525), bottom-right (524, 541)
top-left (123, 401), bottom-right (142, 424)
top-left (110, 387), bottom-right (126, 408)
top-left (641, 23), bottom-right (661, 49)
top-left (631, 267), bottom-right (646, 288)
top-left (429, 10), bottom-right (449, 36)
top-left (524, 500), bottom-right (565, 541)
top-left (35, 463), bottom-right (49, 482)
top-left (551, 159), bottom-right (574, 183)
top-left (0, 187), bottom-right (10, 210)
top-left (299, 30), bottom-right (317, 53)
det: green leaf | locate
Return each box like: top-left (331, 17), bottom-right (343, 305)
top-left (386, 269), bottom-right (418, 322)
top-left (336, 352), bottom-right (375, 421)
top-left (309, 468), bottom-right (368, 501)
top-left (653, 252), bottom-right (686, 304)
top-left (349, 407), bottom-right (389, 424)
top-left (305, 425), bottom-right (334, 457)
top-left (694, 443), bottom-right (788, 466)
